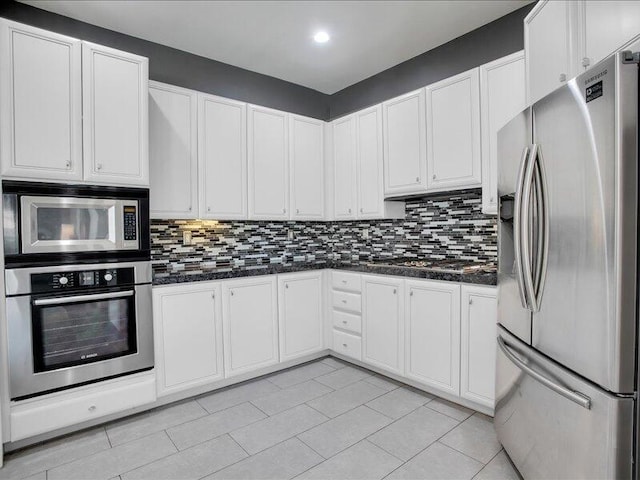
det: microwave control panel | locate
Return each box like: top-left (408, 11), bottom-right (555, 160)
top-left (123, 205), bottom-right (137, 241)
top-left (31, 267), bottom-right (135, 293)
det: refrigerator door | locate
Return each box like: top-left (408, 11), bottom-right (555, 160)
top-left (495, 327), bottom-right (634, 479)
top-left (497, 109), bottom-right (533, 344)
top-left (530, 52), bottom-right (638, 393)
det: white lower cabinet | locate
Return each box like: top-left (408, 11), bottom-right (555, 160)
top-left (222, 276), bottom-right (279, 377)
top-left (362, 275), bottom-right (405, 376)
top-left (405, 280), bottom-right (461, 396)
top-left (153, 283), bottom-right (224, 397)
top-left (460, 285), bottom-right (497, 408)
top-left (278, 272), bottom-right (324, 361)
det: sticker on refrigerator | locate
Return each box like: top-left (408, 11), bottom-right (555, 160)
top-left (586, 81), bottom-right (603, 103)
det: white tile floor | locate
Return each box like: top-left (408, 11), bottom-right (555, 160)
top-left (0, 357), bottom-right (521, 480)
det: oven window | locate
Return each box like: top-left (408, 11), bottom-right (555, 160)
top-left (33, 296), bottom-right (137, 371)
top-left (36, 207), bottom-right (110, 241)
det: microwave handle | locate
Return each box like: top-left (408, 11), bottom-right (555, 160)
top-left (33, 290), bottom-right (134, 306)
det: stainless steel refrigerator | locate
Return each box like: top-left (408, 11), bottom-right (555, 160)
top-left (495, 46), bottom-right (640, 479)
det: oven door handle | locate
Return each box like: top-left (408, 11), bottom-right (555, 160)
top-left (33, 290), bottom-right (134, 306)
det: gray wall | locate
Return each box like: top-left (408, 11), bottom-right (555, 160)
top-left (328, 3), bottom-right (534, 120)
top-left (0, 1), bottom-right (329, 119)
top-left (1, 1), bottom-right (533, 121)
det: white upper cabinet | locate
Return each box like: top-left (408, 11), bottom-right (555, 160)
top-left (582, 1), bottom-right (640, 69)
top-left (525, 1), bottom-right (580, 105)
top-left (480, 52), bottom-right (526, 214)
top-left (460, 285), bottom-right (497, 409)
top-left (356, 106), bottom-right (384, 218)
top-left (362, 275), bottom-right (405, 376)
top-left (82, 42), bottom-right (149, 186)
top-left (199, 94), bottom-right (247, 220)
top-left (222, 276), bottom-right (279, 377)
top-left (278, 272), bottom-right (324, 362)
top-left (405, 280), bottom-right (461, 396)
top-left (0, 20), bottom-right (82, 181)
top-left (383, 89), bottom-right (427, 196)
top-left (331, 115), bottom-right (358, 220)
top-left (248, 105), bottom-right (289, 220)
top-left (289, 115), bottom-right (324, 220)
top-left (426, 68), bottom-right (481, 192)
top-left (149, 81), bottom-right (198, 219)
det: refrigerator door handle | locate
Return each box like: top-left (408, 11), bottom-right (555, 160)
top-left (521, 144), bottom-right (539, 311)
top-left (514, 145), bottom-right (531, 310)
top-left (497, 335), bottom-right (592, 409)
top-left (533, 145), bottom-right (549, 308)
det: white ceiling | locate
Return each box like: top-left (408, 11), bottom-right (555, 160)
top-left (20, 0), bottom-right (532, 94)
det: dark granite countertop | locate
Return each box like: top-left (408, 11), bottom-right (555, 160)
top-left (153, 260), bottom-right (497, 287)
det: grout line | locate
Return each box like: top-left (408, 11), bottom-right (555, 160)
top-left (471, 448), bottom-right (504, 479)
top-left (228, 433), bottom-right (251, 457)
top-left (423, 401), bottom-right (474, 422)
top-left (164, 428), bottom-right (180, 453)
top-left (104, 426), bottom-right (113, 449)
top-left (247, 400), bottom-right (271, 417)
top-left (295, 434), bottom-right (328, 460)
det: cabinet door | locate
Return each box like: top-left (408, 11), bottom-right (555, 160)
top-left (461, 286), bottom-right (497, 409)
top-left (278, 272), bottom-right (324, 361)
top-left (222, 277), bottom-right (279, 377)
top-left (0, 20), bottom-right (82, 181)
top-left (149, 82), bottom-right (198, 219)
top-left (480, 52), bottom-right (526, 214)
top-left (405, 280), bottom-right (461, 395)
top-left (82, 42), bottom-right (149, 186)
top-left (525, 0), bottom-right (578, 105)
top-left (426, 68), bottom-right (481, 192)
top-left (362, 276), bottom-right (404, 375)
top-left (584, 1), bottom-right (640, 68)
top-left (248, 105), bottom-right (289, 220)
top-left (357, 105), bottom-right (385, 219)
top-left (290, 115), bottom-right (324, 220)
top-left (153, 284), bottom-right (224, 397)
top-left (332, 115), bottom-right (357, 220)
top-left (199, 94), bottom-right (247, 219)
top-left (382, 89), bottom-right (427, 196)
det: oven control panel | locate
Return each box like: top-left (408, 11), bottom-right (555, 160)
top-left (31, 267), bottom-right (135, 293)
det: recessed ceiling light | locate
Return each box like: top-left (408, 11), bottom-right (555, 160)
top-left (313, 31), bottom-right (330, 44)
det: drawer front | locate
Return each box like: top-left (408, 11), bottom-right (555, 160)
top-left (11, 373), bottom-right (156, 441)
top-left (333, 330), bottom-right (362, 361)
top-left (332, 271), bottom-right (361, 292)
top-left (332, 291), bottom-right (361, 313)
top-left (332, 309), bottom-right (362, 334)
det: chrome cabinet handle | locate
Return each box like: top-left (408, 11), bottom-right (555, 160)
top-left (342, 343), bottom-right (347, 347)
top-left (416, 177), bottom-right (420, 182)
top-left (360, 208), bottom-right (363, 213)
top-left (96, 163), bottom-right (103, 170)
top-left (342, 320), bottom-right (347, 324)
top-left (559, 73), bottom-right (567, 83)
top-left (285, 284), bottom-right (289, 289)
top-left (207, 206), bottom-right (211, 212)
top-left (34, 290), bottom-right (133, 306)
top-left (498, 336), bottom-right (591, 409)
top-left (283, 208), bottom-right (286, 214)
top-left (432, 174), bottom-right (436, 180)
top-left (296, 208), bottom-right (300, 214)
top-left (66, 161), bottom-right (71, 169)
top-left (513, 146), bottom-right (531, 310)
top-left (230, 290), bottom-right (234, 296)
top-left (348, 208), bottom-right (351, 214)
top-left (392, 289), bottom-right (396, 294)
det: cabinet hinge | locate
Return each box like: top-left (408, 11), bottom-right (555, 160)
top-left (622, 51), bottom-right (640, 64)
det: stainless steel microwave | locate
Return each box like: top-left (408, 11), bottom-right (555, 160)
top-left (3, 181), bottom-right (150, 267)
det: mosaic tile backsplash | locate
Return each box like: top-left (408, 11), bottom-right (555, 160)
top-left (151, 188), bottom-right (497, 277)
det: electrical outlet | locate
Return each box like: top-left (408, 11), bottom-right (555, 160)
top-left (362, 228), bottom-right (369, 239)
top-left (182, 230), bottom-right (192, 245)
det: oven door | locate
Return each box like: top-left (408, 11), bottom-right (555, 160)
top-left (20, 196), bottom-right (139, 254)
top-left (6, 284), bottom-right (153, 400)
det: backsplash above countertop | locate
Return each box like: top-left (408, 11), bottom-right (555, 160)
top-left (151, 188), bottom-right (497, 278)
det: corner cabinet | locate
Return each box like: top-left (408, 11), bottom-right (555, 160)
top-left (248, 105), bottom-right (289, 220)
top-left (199, 94), bottom-right (247, 220)
top-left (460, 285), bottom-right (497, 409)
top-left (480, 52), bottom-right (526, 214)
top-left (405, 280), bottom-right (461, 396)
top-left (278, 271), bottom-right (324, 361)
top-left (362, 275), bottom-right (405, 376)
top-left (153, 283), bottom-right (224, 397)
top-left (289, 115), bottom-right (324, 220)
top-left (82, 42), bottom-right (149, 186)
top-left (382, 89), bottom-right (428, 196)
top-left (425, 68), bottom-right (481, 192)
top-left (331, 115), bottom-right (358, 220)
top-left (0, 20), bottom-right (83, 181)
top-left (222, 276), bottom-right (279, 377)
top-left (149, 81), bottom-right (198, 219)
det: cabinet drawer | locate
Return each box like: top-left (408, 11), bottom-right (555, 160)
top-left (332, 271), bottom-right (361, 292)
top-left (10, 373), bottom-right (156, 441)
top-left (333, 330), bottom-right (362, 361)
top-left (332, 291), bottom-right (361, 313)
top-left (333, 310), bottom-right (362, 334)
